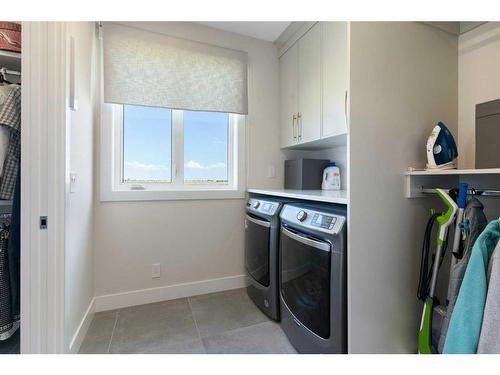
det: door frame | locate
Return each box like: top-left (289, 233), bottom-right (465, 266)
top-left (21, 22), bottom-right (67, 353)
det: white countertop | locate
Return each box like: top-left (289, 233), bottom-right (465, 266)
top-left (247, 188), bottom-right (348, 205)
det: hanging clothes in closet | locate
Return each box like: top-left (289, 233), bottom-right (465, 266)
top-left (0, 215), bottom-right (14, 340)
top-left (0, 86), bottom-right (20, 200)
top-left (0, 84), bottom-right (16, 179)
top-left (443, 219), bottom-right (500, 354)
top-left (0, 84), bottom-right (20, 341)
top-left (436, 197), bottom-right (488, 353)
top-left (478, 239), bottom-right (500, 353)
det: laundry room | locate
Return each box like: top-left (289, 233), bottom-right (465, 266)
top-left (2, 2), bottom-right (500, 366)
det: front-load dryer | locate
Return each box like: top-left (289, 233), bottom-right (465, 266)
top-left (279, 202), bottom-right (347, 353)
top-left (245, 195), bottom-right (287, 321)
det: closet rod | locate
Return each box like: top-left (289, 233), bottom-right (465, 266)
top-left (0, 67), bottom-right (21, 76)
top-left (421, 188), bottom-right (500, 197)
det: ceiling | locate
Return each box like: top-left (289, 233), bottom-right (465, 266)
top-left (199, 22), bottom-right (488, 42)
top-left (197, 22), bottom-right (290, 42)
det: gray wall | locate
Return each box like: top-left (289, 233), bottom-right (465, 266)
top-left (65, 22), bottom-right (97, 351)
top-left (93, 22), bottom-right (283, 302)
top-left (348, 22), bottom-right (458, 353)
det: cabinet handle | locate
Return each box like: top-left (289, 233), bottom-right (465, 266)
top-left (292, 113), bottom-right (297, 139)
top-left (344, 90), bottom-right (349, 130)
top-left (297, 112), bottom-right (302, 141)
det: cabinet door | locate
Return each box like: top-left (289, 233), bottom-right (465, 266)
top-left (322, 22), bottom-right (348, 138)
top-left (279, 43), bottom-right (299, 148)
top-left (298, 23), bottom-right (321, 144)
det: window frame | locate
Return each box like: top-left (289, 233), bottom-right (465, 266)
top-left (100, 103), bottom-right (246, 201)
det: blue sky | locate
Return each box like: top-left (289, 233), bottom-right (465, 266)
top-left (123, 105), bottom-right (228, 182)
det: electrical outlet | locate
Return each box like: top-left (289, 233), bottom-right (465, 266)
top-left (152, 263), bottom-right (161, 279)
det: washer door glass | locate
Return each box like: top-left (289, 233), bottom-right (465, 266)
top-left (280, 226), bottom-right (331, 339)
top-left (245, 214), bottom-right (271, 287)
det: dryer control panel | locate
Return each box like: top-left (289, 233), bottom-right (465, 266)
top-left (280, 205), bottom-right (345, 235)
top-left (311, 213), bottom-right (337, 230)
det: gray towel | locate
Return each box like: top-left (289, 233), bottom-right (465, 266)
top-left (477, 241), bottom-right (500, 353)
top-left (437, 198), bottom-right (487, 353)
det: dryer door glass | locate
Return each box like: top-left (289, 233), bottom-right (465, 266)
top-left (280, 226), bottom-right (331, 339)
top-left (245, 214), bottom-right (271, 287)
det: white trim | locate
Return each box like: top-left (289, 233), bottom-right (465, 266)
top-left (21, 22), bottom-right (68, 354)
top-left (94, 274), bottom-right (248, 312)
top-left (68, 298), bottom-right (95, 354)
top-left (171, 109), bottom-right (184, 185)
top-left (49, 21), bottom-right (68, 355)
top-left (275, 22), bottom-right (317, 57)
top-left (458, 22), bottom-right (500, 53)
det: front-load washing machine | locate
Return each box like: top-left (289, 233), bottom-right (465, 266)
top-left (245, 195), bottom-right (287, 320)
top-left (279, 202), bottom-right (347, 353)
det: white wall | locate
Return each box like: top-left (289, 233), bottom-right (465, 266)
top-left (458, 22), bottom-right (500, 168)
top-left (348, 22), bottom-right (458, 353)
top-left (65, 22), bottom-right (96, 350)
top-left (93, 23), bottom-right (282, 304)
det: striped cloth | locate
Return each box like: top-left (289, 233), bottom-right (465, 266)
top-left (0, 86), bottom-right (20, 200)
top-left (0, 224), bottom-right (17, 340)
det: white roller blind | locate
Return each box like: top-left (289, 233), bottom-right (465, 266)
top-left (102, 23), bottom-right (248, 115)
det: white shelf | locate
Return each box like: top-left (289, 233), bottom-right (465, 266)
top-left (405, 168), bottom-right (500, 198)
top-left (0, 50), bottom-right (21, 71)
top-left (0, 50), bottom-right (21, 59)
top-left (248, 188), bottom-right (348, 205)
top-left (405, 168), bottom-right (500, 176)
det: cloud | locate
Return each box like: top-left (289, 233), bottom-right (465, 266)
top-left (125, 160), bottom-right (168, 172)
top-left (185, 160), bottom-right (226, 169)
top-left (185, 160), bottom-right (203, 169)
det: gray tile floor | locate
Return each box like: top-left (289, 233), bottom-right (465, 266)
top-left (79, 288), bottom-right (297, 354)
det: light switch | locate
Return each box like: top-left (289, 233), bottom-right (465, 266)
top-left (70, 173), bottom-right (77, 193)
top-left (267, 165), bottom-right (276, 178)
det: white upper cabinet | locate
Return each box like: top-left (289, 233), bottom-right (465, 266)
top-left (322, 22), bottom-right (348, 138)
top-left (279, 22), bottom-right (348, 149)
top-left (297, 23), bottom-right (321, 144)
top-left (279, 43), bottom-right (299, 148)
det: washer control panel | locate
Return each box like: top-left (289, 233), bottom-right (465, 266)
top-left (280, 205), bottom-right (346, 234)
top-left (247, 198), bottom-right (279, 216)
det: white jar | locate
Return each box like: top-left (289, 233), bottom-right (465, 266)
top-left (321, 162), bottom-right (341, 191)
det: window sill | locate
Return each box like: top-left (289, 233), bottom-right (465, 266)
top-left (100, 188), bottom-right (246, 202)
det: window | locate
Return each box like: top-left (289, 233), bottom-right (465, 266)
top-left (123, 105), bottom-right (172, 183)
top-left (100, 23), bottom-right (248, 201)
top-left (101, 103), bottom-right (245, 201)
top-left (183, 111), bottom-right (229, 185)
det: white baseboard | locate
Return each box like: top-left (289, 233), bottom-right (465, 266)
top-left (69, 298), bottom-right (95, 354)
top-left (94, 274), bottom-right (248, 312)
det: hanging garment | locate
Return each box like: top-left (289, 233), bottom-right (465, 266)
top-left (477, 241), bottom-right (500, 353)
top-left (437, 198), bottom-right (488, 353)
top-left (0, 224), bottom-right (17, 340)
top-left (0, 85), bottom-right (20, 200)
top-left (443, 220), bottom-right (500, 354)
top-left (0, 85), bottom-right (16, 176)
top-left (7, 168), bottom-right (19, 322)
